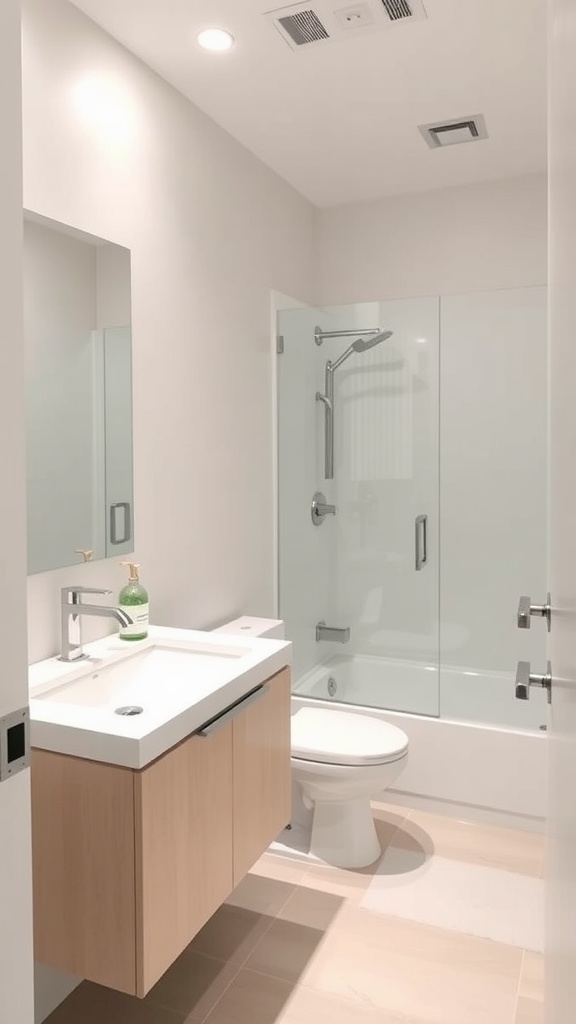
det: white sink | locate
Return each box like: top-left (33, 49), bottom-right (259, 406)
top-left (37, 642), bottom-right (247, 710)
top-left (29, 626), bottom-right (292, 768)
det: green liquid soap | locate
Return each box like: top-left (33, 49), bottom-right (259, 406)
top-left (119, 562), bottom-right (149, 641)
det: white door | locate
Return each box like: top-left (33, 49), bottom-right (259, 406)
top-left (0, 1), bottom-right (35, 1021)
top-left (547, 1), bottom-right (576, 1021)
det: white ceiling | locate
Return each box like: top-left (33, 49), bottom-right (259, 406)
top-left (69, 0), bottom-right (547, 207)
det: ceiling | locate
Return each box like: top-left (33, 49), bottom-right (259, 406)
top-left (69, 0), bottom-right (547, 208)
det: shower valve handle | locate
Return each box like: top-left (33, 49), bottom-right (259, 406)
top-left (517, 594), bottom-right (551, 631)
top-left (515, 661), bottom-right (552, 704)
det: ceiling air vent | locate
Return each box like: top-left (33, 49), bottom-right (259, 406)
top-left (381, 0), bottom-right (414, 19)
top-left (266, 0), bottom-right (426, 50)
top-left (380, 0), bottom-right (427, 21)
top-left (419, 114), bottom-right (489, 149)
top-left (277, 9), bottom-right (330, 45)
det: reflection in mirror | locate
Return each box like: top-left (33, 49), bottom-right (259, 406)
top-left (24, 212), bottom-right (133, 575)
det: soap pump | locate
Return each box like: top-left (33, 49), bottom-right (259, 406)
top-left (118, 562), bottom-right (149, 640)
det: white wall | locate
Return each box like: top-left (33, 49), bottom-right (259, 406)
top-left (317, 173), bottom-right (547, 305)
top-left (22, 1), bottom-right (315, 1016)
top-left (0, 1), bottom-right (35, 1022)
top-left (22, 0), bottom-right (316, 667)
top-left (96, 243), bottom-right (131, 328)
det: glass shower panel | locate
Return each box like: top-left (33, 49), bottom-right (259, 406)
top-left (439, 287), bottom-right (547, 729)
top-left (278, 297), bottom-right (440, 716)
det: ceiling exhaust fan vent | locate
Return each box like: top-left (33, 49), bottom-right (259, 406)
top-left (265, 0), bottom-right (427, 50)
top-left (380, 0), bottom-right (427, 21)
top-left (380, 0), bottom-right (413, 19)
top-left (278, 9), bottom-right (330, 45)
top-left (419, 114), bottom-right (489, 149)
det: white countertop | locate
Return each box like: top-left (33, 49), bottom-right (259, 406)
top-left (29, 625), bottom-right (292, 768)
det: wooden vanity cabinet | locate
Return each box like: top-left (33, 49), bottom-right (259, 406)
top-left (31, 666), bottom-right (291, 997)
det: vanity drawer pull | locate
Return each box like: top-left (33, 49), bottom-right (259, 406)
top-left (198, 684), bottom-right (270, 737)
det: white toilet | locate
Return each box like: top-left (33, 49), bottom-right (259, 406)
top-left (211, 618), bottom-right (409, 870)
top-left (291, 707), bottom-right (409, 869)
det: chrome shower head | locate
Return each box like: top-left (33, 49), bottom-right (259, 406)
top-left (330, 329), bottom-right (394, 371)
top-left (352, 330), bottom-right (393, 353)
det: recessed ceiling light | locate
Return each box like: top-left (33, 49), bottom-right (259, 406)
top-left (197, 28), bottom-right (235, 52)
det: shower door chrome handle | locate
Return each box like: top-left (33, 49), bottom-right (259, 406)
top-left (415, 514), bottom-right (427, 571)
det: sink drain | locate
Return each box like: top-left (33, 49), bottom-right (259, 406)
top-left (115, 705), bottom-right (144, 716)
top-left (327, 676), bottom-right (337, 697)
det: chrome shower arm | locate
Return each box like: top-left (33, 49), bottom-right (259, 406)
top-left (314, 325), bottom-right (382, 346)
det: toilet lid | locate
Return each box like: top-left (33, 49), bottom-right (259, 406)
top-left (291, 707), bottom-right (409, 767)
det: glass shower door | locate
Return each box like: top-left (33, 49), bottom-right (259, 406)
top-left (278, 296), bottom-right (440, 716)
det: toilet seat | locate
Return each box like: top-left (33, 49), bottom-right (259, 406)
top-left (291, 707), bottom-right (409, 767)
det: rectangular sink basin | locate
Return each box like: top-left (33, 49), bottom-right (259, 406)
top-left (37, 642), bottom-right (247, 711)
top-left (29, 626), bottom-right (292, 768)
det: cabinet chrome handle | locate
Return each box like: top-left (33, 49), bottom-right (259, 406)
top-left (517, 594), bottom-right (551, 631)
top-left (110, 501), bottom-right (132, 545)
top-left (415, 514), bottom-right (428, 571)
top-left (198, 684), bottom-right (269, 736)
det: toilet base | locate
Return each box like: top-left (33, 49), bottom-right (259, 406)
top-left (309, 797), bottom-right (382, 869)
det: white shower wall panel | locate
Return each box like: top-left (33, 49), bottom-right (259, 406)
top-left (440, 287), bottom-right (548, 679)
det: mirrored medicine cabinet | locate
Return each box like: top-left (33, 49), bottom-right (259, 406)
top-left (24, 211), bottom-right (134, 575)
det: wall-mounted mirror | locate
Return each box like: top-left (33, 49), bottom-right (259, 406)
top-left (24, 211), bottom-right (133, 575)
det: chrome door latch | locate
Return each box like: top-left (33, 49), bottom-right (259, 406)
top-left (517, 593), bottom-right (551, 631)
top-left (515, 661), bottom-right (552, 704)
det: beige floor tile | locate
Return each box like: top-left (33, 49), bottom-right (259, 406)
top-left (188, 903), bottom-right (274, 966)
top-left (519, 951), bottom-right (544, 1002)
top-left (404, 809), bottom-right (544, 877)
top-left (249, 850), bottom-right (310, 885)
top-left (278, 885), bottom-right (346, 929)
top-left (146, 949), bottom-right (239, 1020)
top-left (226, 871), bottom-right (299, 917)
top-left (515, 997), bottom-right (544, 1024)
top-left (246, 904), bottom-right (523, 1024)
top-left (198, 969), bottom-right (423, 1024)
top-left (297, 862), bottom-right (384, 902)
top-left (44, 981), bottom-right (184, 1024)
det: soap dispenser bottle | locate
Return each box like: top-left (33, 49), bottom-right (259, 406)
top-left (118, 562), bottom-right (149, 640)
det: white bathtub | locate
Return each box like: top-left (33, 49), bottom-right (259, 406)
top-left (293, 655), bottom-right (548, 822)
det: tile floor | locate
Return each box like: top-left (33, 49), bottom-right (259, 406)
top-left (44, 801), bottom-right (544, 1024)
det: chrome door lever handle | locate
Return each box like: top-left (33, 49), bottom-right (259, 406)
top-left (517, 593), bottom-right (551, 631)
top-left (515, 661), bottom-right (552, 704)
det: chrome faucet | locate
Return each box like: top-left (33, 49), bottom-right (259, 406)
top-left (59, 586), bottom-right (133, 662)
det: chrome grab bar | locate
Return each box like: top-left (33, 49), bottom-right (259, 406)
top-left (415, 514), bottom-right (428, 571)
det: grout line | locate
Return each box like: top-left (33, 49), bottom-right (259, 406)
top-left (192, 870), bottom-right (311, 1024)
top-left (513, 949), bottom-right (526, 1024)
